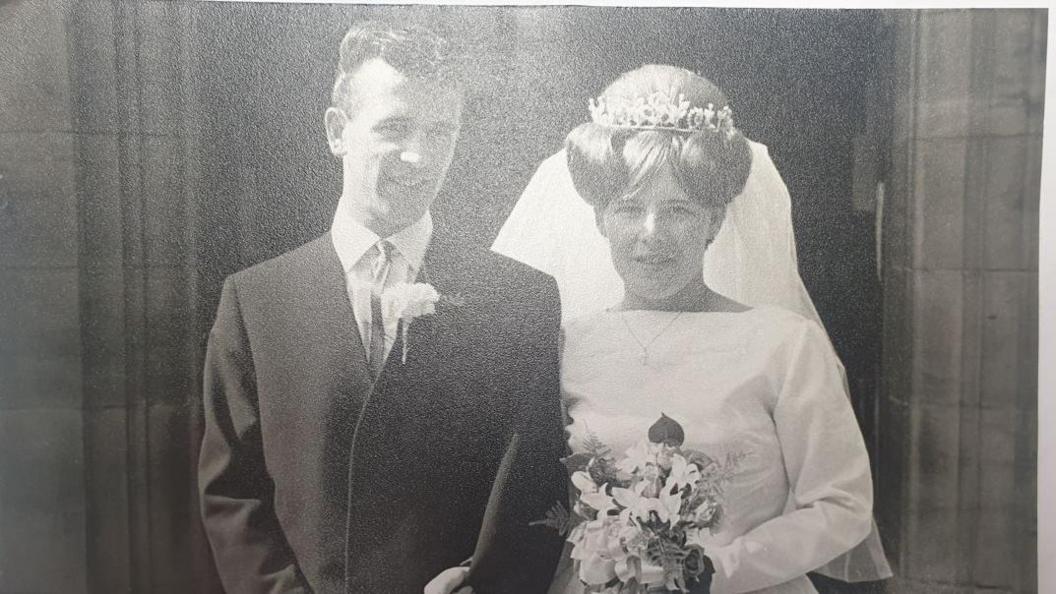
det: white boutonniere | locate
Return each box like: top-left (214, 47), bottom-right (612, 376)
top-left (380, 282), bottom-right (441, 363)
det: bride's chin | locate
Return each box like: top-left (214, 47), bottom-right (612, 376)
top-left (620, 274), bottom-right (710, 311)
top-left (621, 283), bottom-right (687, 308)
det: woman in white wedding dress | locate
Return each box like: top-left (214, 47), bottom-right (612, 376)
top-left (427, 65), bottom-right (891, 594)
top-left (504, 65), bottom-right (888, 594)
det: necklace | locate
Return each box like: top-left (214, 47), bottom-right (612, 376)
top-left (618, 310), bottom-right (684, 366)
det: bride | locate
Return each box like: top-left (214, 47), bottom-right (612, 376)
top-left (430, 65), bottom-right (890, 593)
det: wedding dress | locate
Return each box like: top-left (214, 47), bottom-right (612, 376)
top-left (551, 307), bottom-right (873, 594)
top-left (492, 142), bottom-right (893, 591)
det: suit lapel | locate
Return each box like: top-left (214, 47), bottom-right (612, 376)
top-left (295, 233), bottom-right (371, 388)
top-left (344, 239), bottom-right (482, 586)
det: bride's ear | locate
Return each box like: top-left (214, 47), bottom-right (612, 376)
top-left (594, 205), bottom-right (609, 238)
top-left (704, 206), bottom-right (727, 244)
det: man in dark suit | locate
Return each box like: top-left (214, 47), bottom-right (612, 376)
top-left (198, 21), bottom-right (566, 594)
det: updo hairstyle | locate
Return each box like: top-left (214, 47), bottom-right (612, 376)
top-left (566, 65), bottom-right (753, 212)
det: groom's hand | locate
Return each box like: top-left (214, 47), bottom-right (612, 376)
top-left (424, 566), bottom-right (473, 594)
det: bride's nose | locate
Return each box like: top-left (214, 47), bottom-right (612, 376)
top-left (639, 210), bottom-right (657, 239)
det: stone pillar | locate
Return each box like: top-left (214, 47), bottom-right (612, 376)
top-left (879, 9), bottom-right (1042, 593)
top-left (0, 2), bottom-right (88, 592)
top-left (0, 1), bottom-right (207, 592)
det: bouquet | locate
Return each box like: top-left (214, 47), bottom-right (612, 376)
top-left (534, 414), bottom-right (741, 594)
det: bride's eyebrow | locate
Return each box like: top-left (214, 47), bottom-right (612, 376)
top-left (666, 198), bottom-right (698, 206)
top-left (612, 195), bottom-right (641, 206)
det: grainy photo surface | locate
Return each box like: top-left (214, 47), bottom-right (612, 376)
top-left (0, 3), bottom-right (1044, 594)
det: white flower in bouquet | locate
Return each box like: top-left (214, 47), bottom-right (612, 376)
top-left (611, 477), bottom-right (682, 526)
top-left (666, 455), bottom-right (701, 490)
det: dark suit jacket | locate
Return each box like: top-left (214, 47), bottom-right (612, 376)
top-left (199, 233), bottom-right (567, 594)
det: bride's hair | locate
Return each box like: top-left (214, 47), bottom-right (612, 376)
top-left (565, 65), bottom-right (752, 211)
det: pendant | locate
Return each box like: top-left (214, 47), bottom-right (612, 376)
top-left (639, 351), bottom-right (649, 365)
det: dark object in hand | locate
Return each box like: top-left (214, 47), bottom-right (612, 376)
top-left (465, 434), bottom-right (520, 589)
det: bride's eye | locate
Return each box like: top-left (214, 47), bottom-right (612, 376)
top-left (613, 203), bottom-right (643, 217)
top-left (665, 203), bottom-right (698, 217)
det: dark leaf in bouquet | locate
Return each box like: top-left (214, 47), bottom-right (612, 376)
top-left (688, 571), bottom-right (713, 594)
top-left (561, 452), bottom-right (593, 474)
top-left (648, 413), bottom-right (685, 447)
top-left (529, 502), bottom-right (579, 536)
top-left (683, 548), bottom-right (708, 578)
top-left (685, 549), bottom-right (715, 594)
top-left (581, 428), bottom-right (614, 460)
top-left (587, 457), bottom-right (622, 486)
top-left (683, 448), bottom-right (717, 470)
top-left (646, 533), bottom-right (689, 566)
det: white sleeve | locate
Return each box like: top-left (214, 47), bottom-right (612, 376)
top-left (708, 320), bottom-right (874, 593)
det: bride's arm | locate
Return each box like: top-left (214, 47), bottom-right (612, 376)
top-left (708, 320), bottom-right (874, 594)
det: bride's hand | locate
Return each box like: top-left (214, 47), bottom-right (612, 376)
top-left (424, 566), bottom-right (473, 594)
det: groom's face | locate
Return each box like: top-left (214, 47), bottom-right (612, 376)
top-left (326, 58), bottom-right (463, 231)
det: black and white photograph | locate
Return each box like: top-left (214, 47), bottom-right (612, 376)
top-left (0, 2), bottom-right (1047, 593)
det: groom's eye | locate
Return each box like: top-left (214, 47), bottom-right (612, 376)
top-left (426, 124), bottom-right (457, 140)
top-left (375, 120), bottom-right (411, 138)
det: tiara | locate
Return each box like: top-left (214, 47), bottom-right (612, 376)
top-left (588, 90), bottom-right (736, 136)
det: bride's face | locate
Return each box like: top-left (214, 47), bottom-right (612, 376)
top-left (598, 165), bottom-right (723, 303)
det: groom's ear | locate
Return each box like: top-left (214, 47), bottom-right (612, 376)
top-left (324, 107), bottom-right (348, 156)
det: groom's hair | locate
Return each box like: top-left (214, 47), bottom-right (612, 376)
top-left (330, 21), bottom-right (464, 111)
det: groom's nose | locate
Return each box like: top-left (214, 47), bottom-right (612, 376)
top-left (398, 135), bottom-right (426, 168)
top-left (399, 149), bottom-right (423, 167)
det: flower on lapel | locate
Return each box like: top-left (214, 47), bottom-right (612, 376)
top-left (380, 282), bottom-right (441, 363)
top-left (381, 282), bottom-right (440, 321)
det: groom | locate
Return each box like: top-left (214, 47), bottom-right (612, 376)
top-left (198, 21), bottom-right (566, 594)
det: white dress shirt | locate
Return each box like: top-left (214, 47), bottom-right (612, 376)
top-left (331, 209), bottom-right (433, 362)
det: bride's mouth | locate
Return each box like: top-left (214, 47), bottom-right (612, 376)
top-left (632, 254), bottom-right (675, 266)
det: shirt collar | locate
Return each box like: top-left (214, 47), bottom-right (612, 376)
top-left (331, 207), bottom-right (433, 274)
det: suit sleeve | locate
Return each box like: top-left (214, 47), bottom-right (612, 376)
top-left (477, 273), bottom-right (568, 593)
top-left (198, 278), bottom-right (311, 594)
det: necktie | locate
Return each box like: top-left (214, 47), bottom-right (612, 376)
top-left (368, 241), bottom-right (394, 380)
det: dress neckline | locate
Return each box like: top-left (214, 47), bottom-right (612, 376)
top-left (602, 305), bottom-right (762, 316)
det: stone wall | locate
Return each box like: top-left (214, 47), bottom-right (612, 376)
top-left (1, 2), bottom-right (87, 590)
top-left (0, 2), bottom-right (211, 592)
top-left (878, 9), bottom-right (1043, 593)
